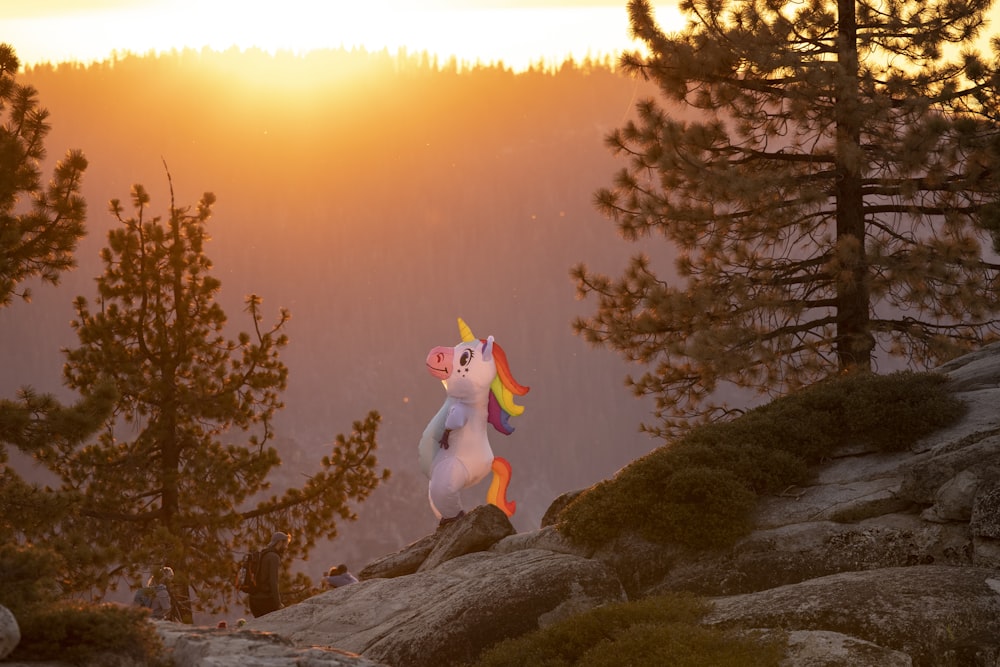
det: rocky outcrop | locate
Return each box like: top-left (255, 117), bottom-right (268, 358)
top-left (777, 630), bottom-right (914, 667)
top-left (254, 505), bottom-right (625, 667)
top-left (155, 623), bottom-right (386, 667)
top-left (270, 550), bottom-right (622, 667)
top-left (359, 502), bottom-right (517, 579)
top-left (18, 344), bottom-right (997, 667)
top-left (248, 343), bottom-right (1000, 667)
top-left (706, 566), bottom-right (1000, 665)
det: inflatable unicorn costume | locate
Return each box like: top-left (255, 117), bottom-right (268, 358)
top-left (419, 318), bottom-right (529, 525)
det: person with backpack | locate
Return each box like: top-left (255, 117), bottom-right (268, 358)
top-left (248, 531), bottom-right (290, 618)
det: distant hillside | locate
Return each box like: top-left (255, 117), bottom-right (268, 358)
top-left (3, 48), bottom-right (678, 580)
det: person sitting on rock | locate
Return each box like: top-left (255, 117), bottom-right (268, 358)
top-left (147, 566), bottom-right (175, 620)
top-left (323, 563), bottom-right (359, 588)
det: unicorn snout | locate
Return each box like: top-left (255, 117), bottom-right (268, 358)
top-left (426, 346), bottom-right (453, 380)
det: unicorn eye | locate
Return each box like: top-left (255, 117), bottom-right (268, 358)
top-left (459, 349), bottom-right (474, 367)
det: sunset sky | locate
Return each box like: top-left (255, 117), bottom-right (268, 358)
top-left (4, 0), bottom-right (685, 71)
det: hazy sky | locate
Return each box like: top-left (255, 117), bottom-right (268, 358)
top-left (3, 0), bottom-right (685, 71)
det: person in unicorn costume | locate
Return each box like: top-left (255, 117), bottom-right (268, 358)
top-left (419, 318), bottom-right (529, 527)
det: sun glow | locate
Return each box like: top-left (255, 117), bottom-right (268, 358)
top-left (7, 0), bottom-right (686, 72)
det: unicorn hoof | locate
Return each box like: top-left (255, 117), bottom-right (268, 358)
top-left (437, 511), bottom-right (465, 529)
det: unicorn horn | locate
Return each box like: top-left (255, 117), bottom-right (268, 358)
top-left (457, 317), bottom-right (476, 343)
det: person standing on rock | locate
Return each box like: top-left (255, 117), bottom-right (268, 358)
top-left (249, 531), bottom-right (291, 618)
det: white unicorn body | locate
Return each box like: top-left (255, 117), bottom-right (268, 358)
top-left (419, 318), bottom-right (527, 524)
top-left (419, 338), bottom-right (497, 520)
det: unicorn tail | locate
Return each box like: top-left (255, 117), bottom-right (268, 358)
top-left (487, 457), bottom-right (516, 517)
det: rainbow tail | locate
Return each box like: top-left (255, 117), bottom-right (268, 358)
top-left (487, 457), bottom-right (516, 517)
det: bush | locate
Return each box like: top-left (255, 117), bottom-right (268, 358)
top-left (1, 544), bottom-right (168, 667)
top-left (643, 467), bottom-right (756, 550)
top-left (9, 600), bottom-right (168, 667)
top-left (576, 622), bottom-right (782, 667)
top-left (668, 438), bottom-right (810, 495)
top-left (558, 371), bottom-right (965, 551)
top-left (558, 447), bottom-right (679, 546)
top-left (836, 371), bottom-right (964, 451)
top-left (0, 543), bottom-right (64, 618)
top-left (469, 593), bottom-right (784, 667)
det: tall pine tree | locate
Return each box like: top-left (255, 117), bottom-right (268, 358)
top-left (573, 0), bottom-right (1000, 437)
top-left (56, 174), bottom-right (388, 618)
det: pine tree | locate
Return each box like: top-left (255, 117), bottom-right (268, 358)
top-left (0, 43), bottom-right (112, 545)
top-left (573, 0), bottom-right (1000, 438)
top-left (55, 174), bottom-right (388, 618)
top-left (0, 43), bottom-right (88, 306)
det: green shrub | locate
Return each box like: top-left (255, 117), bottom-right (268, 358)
top-left (0, 543), bottom-right (64, 619)
top-left (836, 371), bottom-right (964, 451)
top-left (667, 438), bottom-right (810, 495)
top-left (557, 478), bottom-right (636, 547)
top-left (9, 600), bottom-right (168, 667)
top-left (469, 593), bottom-right (784, 667)
top-left (643, 467), bottom-right (756, 550)
top-left (719, 400), bottom-right (840, 462)
top-left (559, 447), bottom-right (678, 547)
top-left (558, 371), bottom-right (965, 551)
top-left (576, 622), bottom-right (783, 667)
top-left (2, 545), bottom-right (167, 667)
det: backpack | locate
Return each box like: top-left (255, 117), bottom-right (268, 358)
top-left (133, 586), bottom-right (155, 609)
top-left (236, 550), bottom-right (263, 594)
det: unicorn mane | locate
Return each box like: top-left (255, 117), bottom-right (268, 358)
top-left (457, 317), bottom-right (529, 435)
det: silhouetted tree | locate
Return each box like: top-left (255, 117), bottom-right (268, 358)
top-left (52, 173), bottom-right (388, 618)
top-left (573, 0), bottom-right (1000, 438)
top-left (0, 43), bottom-right (112, 547)
top-left (0, 44), bottom-right (88, 306)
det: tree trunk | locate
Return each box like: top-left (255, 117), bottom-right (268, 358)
top-left (834, 0), bottom-right (874, 371)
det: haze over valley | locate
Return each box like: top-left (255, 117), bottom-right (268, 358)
top-left (1, 48), bottom-right (676, 581)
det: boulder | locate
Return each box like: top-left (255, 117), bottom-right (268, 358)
top-left (418, 504), bottom-right (515, 572)
top-left (650, 515), bottom-right (970, 596)
top-left (359, 533), bottom-right (438, 580)
top-left (937, 340), bottom-right (1000, 392)
top-left (491, 524), bottom-right (591, 558)
top-left (900, 433), bottom-right (1000, 508)
top-left (153, 622), bottom-right (388, 667)
top-left (358, 504), bottom-right (516, 580)
top-left (704, 566), bottom-right (1000, 666)
top-left (0, 605), bottom-right (20, 661)
top-left (920, 468), bottom-right (983, 523)
top-left (778, 630), bottom-right (913, 667)
top-left (250, 548), bottom-right (626, 667)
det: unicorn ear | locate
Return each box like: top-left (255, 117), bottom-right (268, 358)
top-left (482, 335), bottom-right (494, 362)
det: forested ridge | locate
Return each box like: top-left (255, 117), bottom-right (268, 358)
top-left (2, 47), bottom-right (668, 577)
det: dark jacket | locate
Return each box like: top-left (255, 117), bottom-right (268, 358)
top-left (248, 548), bottom-right (282, 617)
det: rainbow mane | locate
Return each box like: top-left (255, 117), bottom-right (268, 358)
top-left (457, 317), bottom-right (529, 435)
